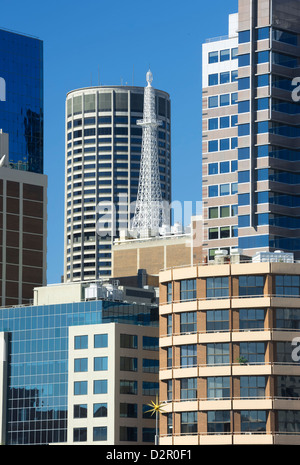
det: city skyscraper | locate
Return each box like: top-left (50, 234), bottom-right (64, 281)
top-left (202, 0), bottom-right (300, 261)
top-left (64, 83), bottom-right (171, 282)
top-left (0, 29), bottom-right (47, 305)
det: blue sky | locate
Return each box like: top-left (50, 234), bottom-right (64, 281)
top-left (1, 0), bottom-right (237, 284)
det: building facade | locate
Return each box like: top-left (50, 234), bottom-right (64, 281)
top-left (202, 0), bottom-right (300, 260)
top-left (67, 322), bottom-right (158, 445)
top-left (64, 84), bottom-right (171, 282)
top-left (0, 280), bottom-right (159, 445)
top-left (0, 29), bottom-right (46, 305)
top-left (0, 29), bottom-right (43, 174)
top-left (159, 251), bottom-right (300, 445)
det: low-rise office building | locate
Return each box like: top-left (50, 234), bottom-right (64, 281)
top-left (159, 250), bottom-right (300, 445)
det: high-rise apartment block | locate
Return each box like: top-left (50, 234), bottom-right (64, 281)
top-left (202, 0), bottom-right (300, 261)
top-left (64, 84), bottom-right (171, 282)
top-left (159, 250), bottom-right (300, 445)
top-left (0, 29), bottom-right (47, 305)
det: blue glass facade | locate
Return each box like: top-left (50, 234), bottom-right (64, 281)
top-left (0, 299), bottom-right (158, 445)
top-left (0, 29), bottom-right (43, 173)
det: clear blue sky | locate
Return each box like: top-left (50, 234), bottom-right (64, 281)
top-left (1, 0), bottom-right (237, 284)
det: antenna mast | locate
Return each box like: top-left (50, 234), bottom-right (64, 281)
top-left (131, 70), bottom-right (167, 237)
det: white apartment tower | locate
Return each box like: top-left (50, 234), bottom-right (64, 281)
top-left (64, 83), bottom-right (171, 282)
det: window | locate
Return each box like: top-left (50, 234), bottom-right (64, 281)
top-left (238, 100), bottom-right (250, 113)
top-left (208, 96), bottom-right (218, 108)
top-left (120, 356), bottom-right (137, 371)
top-left (207, 377), bottom-right (230, 399)
top-left (238, 193), bottom-right (250, 206)
top-left (278, 411), bottom-right (300, 433)
top-left (256, 97), bottom-right (269, 111)
top-left (209, 74), bottom-right (218, 86)
top-left (207, 411), bottom-right (230, 433)
top-left (143, 336), bottom-right (159, 351)
top-left (209, 207), bottom-right (218, 219)
top-left (231, 48), bottom-right (238, 60)
top-left (180, 344), bottom-right (197, 368)
top-left (231, 70), bottom-right (238, 81)
top-left (180, 312), bottom-right (197, 333)
top-left (74, 404), bottom-right (87, 418)
top-left (167, 314), bottom-right (172, 335)
top-left (238, 147), bottom-right (250, 160)
top-left (73, 428), bottom-right (87, 442)
top-left (239, 30), bottom-right (250, 44)
top-left (240, 376), bottom-right (265, 398)
top-left (94, 356), bottom-right (108, 371)
top-left (256, 51), bottom-right (269, 64)
top-left (220, 183), bottom-right (230, 196)
top-left (220, 161), bottom-right (230, 174)
top-left (208, 140), bottom-right (218, 152)
top-left (208, 51), bottom-right (218, 63)
top-left (238, 123), bottom-right (250, 136)
top-left (239, 275), bottom-right (265, 297)
top-left (120, 380), bottom-right (137, 395)
top-left (209, 227), bottom-right (218, 240)
top-left (231, 93), bottom-right (238, 105)
top-left (75, 335), bottom-right (88, 350)
top-left (238, 77), bottom-right (250, 90)
top-left (220, 138), bottom-right (230, 151)
top-left (74, 381), bottom-right (88, 396)
top-left (206, 310), bottom-right (229, 332)
top-left (206, 277), bottom-right (229, 298)
top-left (239, 54), bottom-right (250, 67)
top-left (220, 206), bottom-right (230, 218)
top-left (209, 185), bottom-right (218, 197)
top-left (94, 334), bottom-right (108, 348)
top-left (276, 308), bottom-right (300, 330)
top-left (207, 343), bottom-right (230, 365)
top-left (180, 279), bottom-right (196, 301)
top-left (93, 403), bottom-right (107, 417)
top-left (208, 163), bottom-right (218, 175)
top-left (74, 358), bottom-right (88, 372)
top-left (94, 379), bottom-right (108, 394)
top-left (241, 410), bottom-right (266, 432)
top-left (93, 427), bottom-right (107, 442)
top-left (220, 71), bottom-right (230, 84)
top-left (220, 94), bottom-right (230, 106)
top-left (238, 215), bottom-right (250, 228)
top-left (120, 403), bottom-right (137, 418)
top-left (208, 118), bottom-right (218, 130)
top-left (256, 74), bottom-right (269, 87)
top-left (120, 334), bottom-right (138, 349)
top-left (167, 282), bottom-right (172, 303)
top-left (143, 428), bottom-right (156, 443)
top-left (220, 49), bottom-right (230, 62)
top-left (275, 275), bottom-right (300, 296)
top-left (238, 170), bottom-right (250, 183)
top-left (239, 342), bottom-right (265, 364)
top-left (166, 347), bottom-right (172, 368)
top-left (273, 29), bottom-right (298, 46)
top-left (180, 378), bottom-right (197, 400)
top-left (120, 426), bottom-right (137, 442)
top-left (220, 116), bottom-right (230, 128)
top-left (277, 376), bottom-right (300, 398)
top-left (142, 381), bottom-right (159, 396)
top-left (143, 359), bottom-right (159, 373)
top-left (257, 27), bottom-right (269, 40)
top-left (181, 412), bottom-right (198, 434)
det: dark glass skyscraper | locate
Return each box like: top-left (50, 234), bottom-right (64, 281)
top-left (0, 29), bottom-right (43, 173)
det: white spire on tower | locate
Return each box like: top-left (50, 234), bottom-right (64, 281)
top-left (131, 70), bottom-right (168, 237)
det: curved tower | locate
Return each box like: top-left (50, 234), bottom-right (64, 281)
top-left (64, 82), bottom-right (171, 282)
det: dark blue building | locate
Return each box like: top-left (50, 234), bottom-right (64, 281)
top-left (0, 29), bottom-right (43, 173)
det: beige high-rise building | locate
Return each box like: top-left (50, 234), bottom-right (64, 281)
top-left (158, 250), bottom-right (300, 445)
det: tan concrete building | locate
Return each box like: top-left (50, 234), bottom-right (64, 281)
top-left (112, 217), bottom-right (203, 285)
top-left (159, 250), bottom-right (300, 445)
